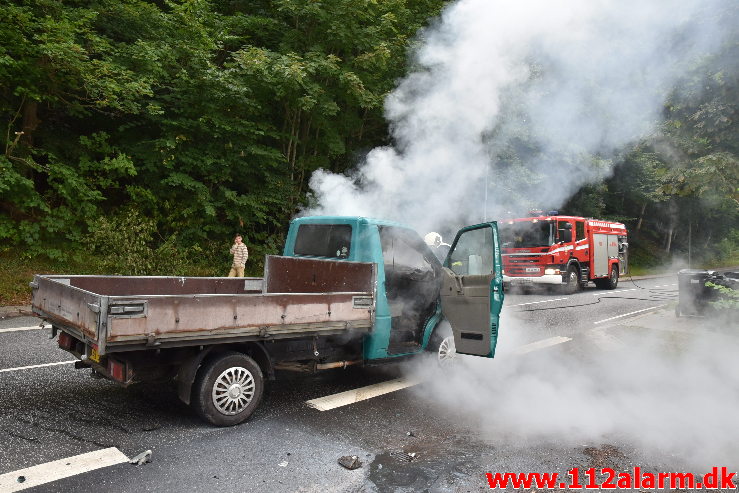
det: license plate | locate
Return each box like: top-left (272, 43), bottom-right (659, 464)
top-left (525, 267), bottom-right (540, 273)
top-left (89, 347), bottom-right (100, 363)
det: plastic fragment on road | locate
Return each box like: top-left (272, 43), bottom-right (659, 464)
top-left (129, 450), bottom-right (152, 465)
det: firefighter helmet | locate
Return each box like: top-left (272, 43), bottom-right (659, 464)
top-left (424, 232), bottom-right (442, 247)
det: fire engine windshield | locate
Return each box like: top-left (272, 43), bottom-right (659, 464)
top-left (499, 221), bottom-right (554, 248)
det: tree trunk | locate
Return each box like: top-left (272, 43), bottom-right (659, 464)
top-left (21, 100), bottom-right (40, 147)
top-left (636, 202), bottom-right (647, 231)
top-left (664, 228), bottom-right (673, 253)
top-left (664, 215), bottom-right (676, 253)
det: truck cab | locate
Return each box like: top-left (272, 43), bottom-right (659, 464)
top-left (284, 216), bottom-right (505, 360)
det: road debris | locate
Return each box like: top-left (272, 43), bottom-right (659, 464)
top-left (338, 455), bottom-right (362, 470)
top-left (129, 450), bottom-right (152, 465)
top-left (406, 431), bottom-right (415, 437)
top-left (278, 461), bottom-right (289, 467)
top-left (390, 450), bottom-right (418, 462)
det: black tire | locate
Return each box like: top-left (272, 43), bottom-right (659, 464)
top-left (562, 265), bottom-right (581, 294)
top-left (192, 351), bottom-right (264, 427)
top-left (595, 265), bottom-right (619, 290)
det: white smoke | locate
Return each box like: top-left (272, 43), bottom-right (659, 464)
top-left (307, 0), bottom-right (730, 233)
top-left (407, 312), bottom-right (739, 470)
top-left (303, 0), bottom-right (737, 473)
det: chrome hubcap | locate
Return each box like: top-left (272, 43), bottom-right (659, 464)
top-left (212, 366), bottom-right (255, 415)
top-left (438, 336), bottom-right (457, 367)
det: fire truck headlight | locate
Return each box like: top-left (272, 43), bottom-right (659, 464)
top-left (545, 268), bottom-right (561, 275)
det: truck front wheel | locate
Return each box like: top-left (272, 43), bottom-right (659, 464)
top-left (562, 265), bottom-right (581, 294)
top-left (192, 351), bottom-right (264, 426)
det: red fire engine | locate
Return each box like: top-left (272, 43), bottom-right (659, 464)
top-left (499, 211), bottom-right (628, 292)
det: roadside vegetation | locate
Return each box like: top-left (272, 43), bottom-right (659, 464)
top-left (1, 0), bottom-right (737, 304)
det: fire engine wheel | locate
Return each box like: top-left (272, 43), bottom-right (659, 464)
top-left (595, 265), bottom-right (619, 290)
top-left (562, 265), bottom-right (581, 294)
top-left (192, 351), bottom-right (264, 427)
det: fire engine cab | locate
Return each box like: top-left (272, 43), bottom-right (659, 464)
top-left (498, 211), bottom-right (628, 292)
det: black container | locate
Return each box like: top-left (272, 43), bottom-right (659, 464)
top-left (676, 269), bottom-right (718, 316)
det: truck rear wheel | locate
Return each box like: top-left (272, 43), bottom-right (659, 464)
top-left (595, 265), bottom-right (619, 290)
top-left (192, 351), bottom-right (264, 426)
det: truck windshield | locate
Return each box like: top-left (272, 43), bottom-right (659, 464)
top-left (499, 221), bottom-right (553, 248)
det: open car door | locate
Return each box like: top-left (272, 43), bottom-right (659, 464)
top-left (441, 222), bottom-right (504, 358)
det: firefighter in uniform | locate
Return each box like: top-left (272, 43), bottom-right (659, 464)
top-left (424, 232), bottom-right (451, 261)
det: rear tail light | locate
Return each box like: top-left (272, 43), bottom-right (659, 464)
top-left (107, 358), bottom-right (128, 382)
top-left (58, 332), bottom-right (74, 350)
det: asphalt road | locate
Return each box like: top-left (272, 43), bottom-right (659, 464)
top-left (1, 274), bottom-right (738, 492)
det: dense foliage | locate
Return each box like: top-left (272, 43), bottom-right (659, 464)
top-left (1, 0), bottom-right (445, 275)
top-left (1, 0), bottom-right (737, 288)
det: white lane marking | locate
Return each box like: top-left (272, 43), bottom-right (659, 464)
top-left (509, 336), bottom-right (572, 355)
top-left (510, 297), bottom-right (568, 307)
top-left (0, 447), bottom-right (129, 492)
top-left (593, 305), bottom-right (666, 325)
top-left (0, 361), bottom-right (76, 374)
top-left (306, 376), bottom-right (422, 411)
top-left (0, 325), bottom-right (49, 334)
top-left (307, 335), bottom-right (573, 411)
top-left (593, 288), bottom-right (638, 296)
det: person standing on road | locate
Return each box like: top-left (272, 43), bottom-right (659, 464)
top-left (228, 234), bottom-right (249, 277)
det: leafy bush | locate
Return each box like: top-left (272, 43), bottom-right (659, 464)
top-left (715, 230), bottom-right (739, 265)
top-left (706, 281), bottom-right (739, 310)
top-left (84, 210), bottom-right (199, 276)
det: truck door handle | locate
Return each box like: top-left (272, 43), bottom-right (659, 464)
top-left (453, 275), bottom-right (464, 294)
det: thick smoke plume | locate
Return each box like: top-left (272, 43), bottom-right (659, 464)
top-left (304, 0), bottom-right (738, 471)
top-left (307, 0), bottom-right (730, 234)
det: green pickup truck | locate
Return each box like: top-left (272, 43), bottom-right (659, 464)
top-left (31, 216), bottom-right (504, 426)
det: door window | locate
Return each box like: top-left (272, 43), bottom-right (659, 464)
top-left (447, 227), bottom-right (494, 276)
top-left (576, 221), bottom-right (585, 241)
